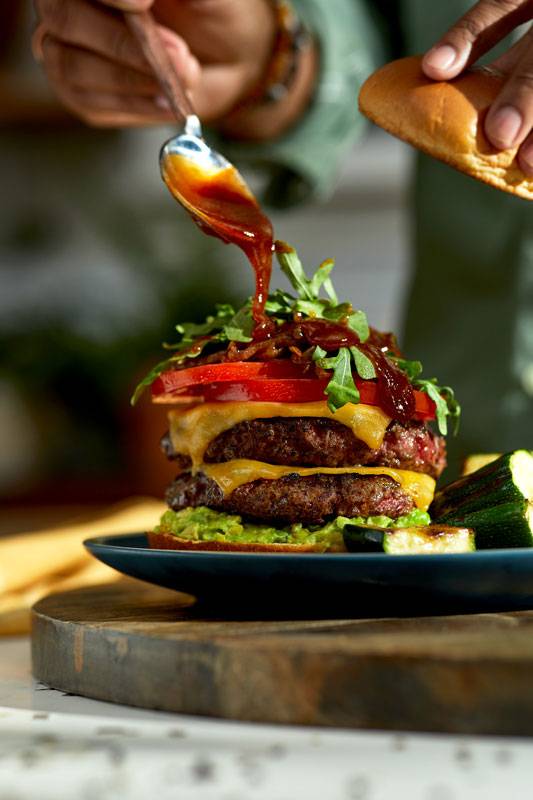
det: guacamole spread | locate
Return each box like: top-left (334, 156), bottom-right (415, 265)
top-left (155, 507), bottom-right (431, 552)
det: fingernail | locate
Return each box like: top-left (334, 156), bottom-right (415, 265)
top-left (424, 45), bottom-right (458, 72)
top-left (155, 95), bottom-right (171, 111)
top-left (487, 105), bottom-right (523, 148)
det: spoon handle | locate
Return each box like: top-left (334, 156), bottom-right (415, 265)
top-left (125, 10), bottom-right (196, 123)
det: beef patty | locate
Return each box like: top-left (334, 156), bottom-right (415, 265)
top-left (165, 471), bottom-right (415, 525)
top-left (161, 418), bottom-right (446, 478)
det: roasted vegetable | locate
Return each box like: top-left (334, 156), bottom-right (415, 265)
top-left (431, 450), bottom-right (533, 548)
top-left (342, 524), bottom-right (475, 554)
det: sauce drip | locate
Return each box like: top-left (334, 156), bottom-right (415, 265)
top-left (162, 157), bottom-right (415, 422)
top-left (299, 319), bottom-right (415, 422)
top-left (161, 154), bottom-right (274, 337)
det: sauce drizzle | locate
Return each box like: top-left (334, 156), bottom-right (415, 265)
top-left (162, 155), bottom-right (415, 421)
top-left (161, 154), bottom-right (274, 337)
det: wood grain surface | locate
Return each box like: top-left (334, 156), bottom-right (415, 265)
top-left (31, 580), bottom-right (533, 735)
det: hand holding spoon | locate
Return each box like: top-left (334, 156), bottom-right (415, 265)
top-left (125, 11), bottom-right (274, 333)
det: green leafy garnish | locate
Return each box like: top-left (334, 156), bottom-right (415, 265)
top-left (131, 303), bottom-right (253, 404)
top-left (414, 379), bottom-right (461, 436)
top-left (132, 243), bottom-right (461, 436)
top-left (277, 244), bottom-right (338, 304)
top-left (389, 355), bottom-right (423, 382)
top-left (350, 346), bottom-right (376, 380)
top-left (347, 310), bottom-right (369, 342)
top-left (315, 348), bottom-right (359, 410)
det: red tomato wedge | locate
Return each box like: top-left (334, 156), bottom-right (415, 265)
top-left (151, 361), bottom-right (436, 421)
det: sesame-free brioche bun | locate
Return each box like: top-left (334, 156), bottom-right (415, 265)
top-left (147, 530), bottom-right (328, 553)
top-left (359, 55), bottom-right (532, 201)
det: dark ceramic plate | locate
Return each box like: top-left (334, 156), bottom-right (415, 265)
top-left (84, 533), bottom-right (533, 617)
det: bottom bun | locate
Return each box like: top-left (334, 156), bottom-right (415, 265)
top-left (147, 530), bottom-right (327, 553)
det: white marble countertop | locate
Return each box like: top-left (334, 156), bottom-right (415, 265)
top-left (1, 636), bottom-right (533, 800)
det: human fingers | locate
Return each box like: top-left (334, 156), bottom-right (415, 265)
top-left (41, 36), bottom-right (159, 96)
top-left (97, 0), bottom-right (153, 10)
top-left (422, 0), bottom-right (533, 80)
top-left (40, 27), bottom-right (200, 98)
top-left (34, 0), bottom-right (152, 73)
top-left (518, 130), bottom-right (533, 175)
top-left (52, 83), bottom-right (174, 126)
top-left (485, 26), bottom-right (533, 166)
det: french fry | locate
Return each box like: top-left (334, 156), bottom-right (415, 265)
top-left (0, 498), bottom-right (164, 596)
top-left (0, 557), bottom-right (123, 636)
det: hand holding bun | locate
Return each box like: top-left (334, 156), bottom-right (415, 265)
top-left (358, 55), bottom-right (533, 201)
top-left (421, 0), bottom-right (533, 177)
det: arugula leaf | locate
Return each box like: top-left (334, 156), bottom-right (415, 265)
top-left (276, 245), bottom-right (339, 305)
top-left (350, 346), bottom-right (376, 380)
top-left (312, 345), bottom-right (328, 361)
top-left (131, 355), bottom-right (189, 405)
top-left (309, 259), bottom-right (338, 303)
top-left (132, 302), bottom-right (252, 404)
top-left (317, 347), bottom-right (359, 411)
top-left (322, 302), bottom-right (352, 322)
top-left (413, 379), bottom-right (453, 436)
top-left (439, 385), bottom-right (461, 436)
top-left (214, 303), bottom-right (235, 318)
top-left (223, 304), bottom-right (253, 342)
top-left (347, 310), bottom-right (369, 342)
top-left (130, 336), bottom-right (216, 405)
top-left (130, 358), bottom-right (174, 406)
top-left (294, 299), bottom-right (328, 317)
top-left (277, 246), bottom-right (316, 301)
top-left (264, 289), bottom-right (295, 316)
top-left (390, 355), bottom-right (423, 381)
top-left (322, 274), bottom-right (338, 304)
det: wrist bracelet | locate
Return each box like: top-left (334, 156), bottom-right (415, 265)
top-left (240, 0), bottom-right (312, 107)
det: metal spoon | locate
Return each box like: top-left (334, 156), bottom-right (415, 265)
top-left (125, 11), bottom-right (275, 331)
top-left (125, 11), bottom-right (250, 212)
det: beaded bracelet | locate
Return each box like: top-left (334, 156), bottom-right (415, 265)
top-left (239, 0), bottom-right (312, 107)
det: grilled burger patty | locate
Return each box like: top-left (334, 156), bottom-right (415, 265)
top-left (161, 418), bottom-right (446, 478)
top-left (165, 472), bottom-right (415, 525)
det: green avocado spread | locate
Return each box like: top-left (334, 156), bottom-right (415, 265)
top-left (155, 507), bottom-right (431, 552)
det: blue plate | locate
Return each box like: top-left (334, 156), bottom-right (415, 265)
top-left (85, 533), bottom-right (533, 616)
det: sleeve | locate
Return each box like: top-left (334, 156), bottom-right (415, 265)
top-left (209, 0), bottom-right (384, 208)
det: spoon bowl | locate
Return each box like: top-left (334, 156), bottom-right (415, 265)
top-left (161, 115), bottom-right (230, 173)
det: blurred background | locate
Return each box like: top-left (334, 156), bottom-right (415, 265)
top-left (0, 2), bottom-right (415, 509)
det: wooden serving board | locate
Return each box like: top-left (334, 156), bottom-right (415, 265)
top-left (32, 581), bottom-right (533, 735)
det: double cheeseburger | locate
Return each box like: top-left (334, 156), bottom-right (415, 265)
top-left (134, 244), bottom-right (459, 553)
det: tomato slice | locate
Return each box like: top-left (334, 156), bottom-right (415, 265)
top-left (152, 364), bottom-right (436, 421)
top-left (198, 379), bottom-right (330, 403)
top-left (356, 381), bottom-right (436, 420)
top-left (151, 361), bottom-right (309, 397)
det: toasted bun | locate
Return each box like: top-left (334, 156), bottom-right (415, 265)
top-left (147, 530), bottom-right (326, 553)
top-left (359, 55), bottom-right (532, 201)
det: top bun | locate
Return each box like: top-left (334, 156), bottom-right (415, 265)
top-left (359, 55), bottom-right (532, 201)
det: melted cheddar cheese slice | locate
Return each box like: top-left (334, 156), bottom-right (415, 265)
top-left (202, 460), bottom-right (435, 510)
top-left (168, 401), bottom-right (391, 469)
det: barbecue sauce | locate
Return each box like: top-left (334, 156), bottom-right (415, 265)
top-left (161, 154), bottom-right (274, 337)
top-left (161, 156), bottom-right (415, 421)
top-left (299, 319), bottom-right (415, 422)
